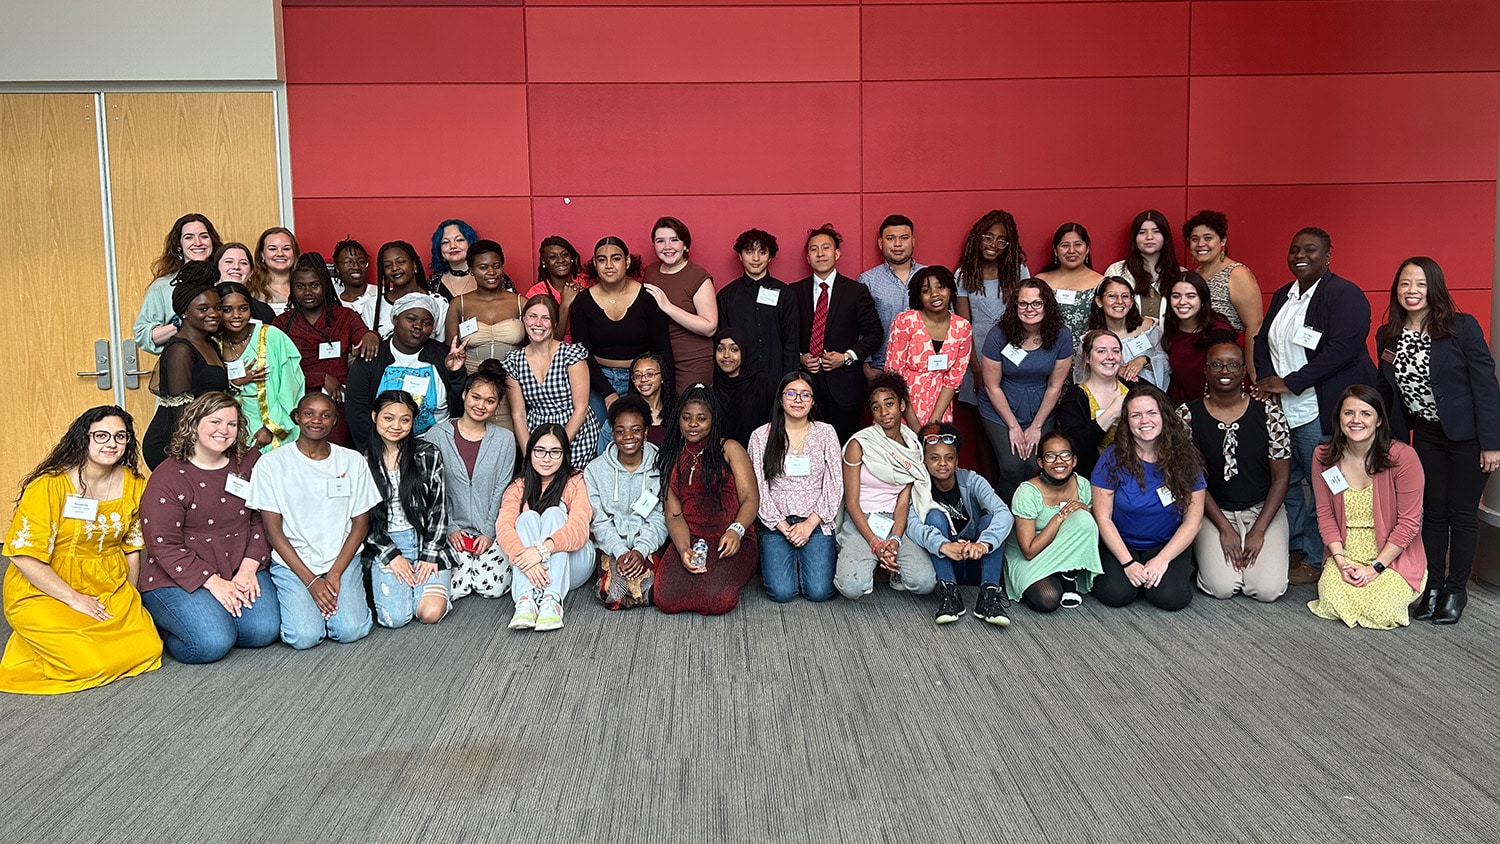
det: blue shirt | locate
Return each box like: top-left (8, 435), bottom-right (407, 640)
top-left (976, 325), bottom-right (1074, 427)
top-left (1091, 445), bottom-right (1205, 548)
top-left (857, 260), bottom-right (925, 368)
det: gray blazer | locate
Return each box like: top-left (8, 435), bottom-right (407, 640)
top-left (420, 419), bottom-right (516, 565)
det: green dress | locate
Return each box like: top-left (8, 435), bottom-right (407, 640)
top-left (1003, 478), bottom-right (1103, 600)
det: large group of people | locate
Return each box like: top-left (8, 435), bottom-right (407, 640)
top-left (3, 208), bottom-right (1495, 696)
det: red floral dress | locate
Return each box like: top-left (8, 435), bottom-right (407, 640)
top-left (885, 310), bottom-right (972, 423)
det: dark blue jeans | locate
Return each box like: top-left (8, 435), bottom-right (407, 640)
top-left (924, 510), bottom-right (1003, 586)
top-left (759, 524), bottom-right (836, 602)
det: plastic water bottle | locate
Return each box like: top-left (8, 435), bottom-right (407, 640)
top-left (691, 538), bottom-right (709, 570)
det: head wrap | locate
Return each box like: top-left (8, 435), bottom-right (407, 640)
top-left (390, 292), bottom-right (438, 319)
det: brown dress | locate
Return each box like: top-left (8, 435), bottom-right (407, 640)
top-left (643, 261), bottom-right (715, 388)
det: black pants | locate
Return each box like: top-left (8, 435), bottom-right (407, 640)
top-left (1094, 540), bottom-right (1195, 611)
top-left (1412, 419), bottom-right (1486, 591)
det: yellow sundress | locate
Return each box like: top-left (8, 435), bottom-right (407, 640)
top-left (1, 472), bottom-right (162, 694)
top-left (1307, 485), bottom-right (1421, 630)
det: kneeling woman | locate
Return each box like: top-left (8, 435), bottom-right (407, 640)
top-left (656, 385), bottom-right (761, 615)
top-left (497, 425), bottom-right (595, 631)
top-left (1308, 385), bottom-right (1427, 629)
top-left (2, 407), bottom-right (161, 693)
top-left (585, 395), bottom-right (669, 610)
top-left (905, 423), bottom-right (1015, 625)
top-left (361, 391), bottom-right (452, 628)
top-left (1092, 385), bottom-right (1206, 611)
top-left (1004, 432), bottom-right (1102, 612)
top-left (140, 393), bottom-right (279, 663)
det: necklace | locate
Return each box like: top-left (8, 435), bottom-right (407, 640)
top-left (450, 267), bottom-right (470, 277)
top-left (220, 331), bottom-right (251, 359)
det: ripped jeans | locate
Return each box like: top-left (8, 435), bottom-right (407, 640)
top-left (371, 528), bottom-right (453, 628)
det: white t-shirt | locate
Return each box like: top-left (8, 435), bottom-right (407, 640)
top-left (246, 442), bottom-right (382, 574)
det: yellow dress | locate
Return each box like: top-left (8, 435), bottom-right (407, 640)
top-left (1308, 485), bottom-right (1421, 630)
top-left (1, 472), bottom-right (162, 694)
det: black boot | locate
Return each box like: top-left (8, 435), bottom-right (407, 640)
top-left (1432, 589), bottom-right (1467, 625)
top-left (1411, 586), bottom-right (1442, 620)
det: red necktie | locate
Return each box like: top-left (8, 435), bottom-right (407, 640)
top-left (810, 281), bottom-right (829, 355)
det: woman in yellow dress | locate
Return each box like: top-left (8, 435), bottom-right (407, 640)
top-left (1, 407), bottom-right (163, 693)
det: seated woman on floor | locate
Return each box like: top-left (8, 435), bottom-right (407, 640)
top-left (1004, 431), bottom-right (1102, 613)
top-left (586, 395), bottom-right (669, 610)
top-left (497, 424), bottom-right (595, 632)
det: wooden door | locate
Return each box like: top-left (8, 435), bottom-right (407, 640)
top-left (104, 92), bottom-right (282, 429)
top-left (0, 94), bottom-right (116, 525)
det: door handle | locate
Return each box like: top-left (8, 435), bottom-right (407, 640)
top-left (78, 339), bottom-right (111, 390)
top-left (123, 340), bottom-right (149, 390)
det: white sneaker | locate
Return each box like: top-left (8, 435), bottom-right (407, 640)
top-left (535, 595), bottom-right (564, 631)
top-left (508, 593), bottom-right (539, 629)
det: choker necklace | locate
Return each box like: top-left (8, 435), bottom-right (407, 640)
top-left (449, 268), bottom-right (470, 277)
top-left (1038, 471), bottom-right (1071, 487)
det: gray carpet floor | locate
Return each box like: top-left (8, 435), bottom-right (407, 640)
top-left (0, 577), bottom-right (1496, 843)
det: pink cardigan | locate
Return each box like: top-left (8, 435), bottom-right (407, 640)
top-left (1311, 440), bottom-right (1426, 590)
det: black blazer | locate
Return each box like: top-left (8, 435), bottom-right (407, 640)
top-left (1376, 313), bottom-right (1500, 449)
top-left (345, 339), bottom-right (465, 444)
top-left (1253, 271), bottom-right (1377, 435)
top-left (791, 274), bottom-right (883, 406)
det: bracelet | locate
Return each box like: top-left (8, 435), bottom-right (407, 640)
top-left (728, 522), bottom-right (746, 538)
top-left (535, 541), bottom-right (551, 558)
top-left (303, 574), bottom-right (325, 590)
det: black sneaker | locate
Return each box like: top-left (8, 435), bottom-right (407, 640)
top-left (935, 581), bottom-right (965, 624)
top-left (974, 584), bottom-right (1012, 627)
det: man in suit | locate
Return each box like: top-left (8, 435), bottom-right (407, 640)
top-left (792, 224), bottom-right (883, 442)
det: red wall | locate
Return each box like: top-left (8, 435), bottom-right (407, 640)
top-left (283, 0), bottom-right (1500, 330)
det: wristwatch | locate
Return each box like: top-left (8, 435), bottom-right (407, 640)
top-left (1371, 561), bottom-right (1387, 574)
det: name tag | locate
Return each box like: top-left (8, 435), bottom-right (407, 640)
top-left (63, 495), bottom-right (99, 521)
top-left (458, 317), bottom-right (479, 339)
top-left (225, 473), bottom-right (251, 499)
top-left (402, 374), bottom-right (430, 397)
top-left (1122, 333), bottom-right (1152, 359)
top-left (866, 512), bottom-right (895, 540)
top-left (318, 341), bottom-right (341, 360)
top-left (328, 477), bottom-right (351, 498)
top-left (756, 287), bottom-right (780, 306)
top-left (1322, 465), bottom-right (1350, 495)
top-left (1380, 348), bottom-right (1397, 364)
top-left (927, 353), bottom-right (949, 371)
top-left (784, 455), bottom-right (812, 477)
top-left (1293, 325), bottom-right (1323, 350)
top-left (1157, 487), bottom-right (1175, 507)
top-left (1001, 344), bottom-right (1027, 366)
top-left (1054, 288), bottom-right (1078, 305)
top-left (630, 488), bottom-right (658, 518)
top-left (225, 359), bottom-right (247, 380)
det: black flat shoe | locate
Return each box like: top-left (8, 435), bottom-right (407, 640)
top-left (1432, 589), bottom-right (1467, 625)
top-left (1412, 586), bottom-right (1442, 620)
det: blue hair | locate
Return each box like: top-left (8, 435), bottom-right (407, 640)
top-left (429, 219), bottom-right (479, 275)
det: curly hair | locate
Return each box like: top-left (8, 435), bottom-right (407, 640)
top-left (918, 421), bottom-right (963, 453)
top-left (1088, 276), bottom-right (1144, 333)
top-left (656, 385), bottom-right (730, 496)
top-left (867, 370), bottom-right (912, 409)
top-left (999, 279), bottom-right (1065, 351)
top-left (429, 219), bottom-right (478, 276)
top-left (955, 209), bottom-right (1025, 297)
top-left (1105, 385), bottom-right (1203, 514)
top-left (18, 406), bottom-right (142, 498)
top-left (907, 265), bottom-right (956, 311)
top-left (151, 213), bottom-right (223, 281)
top-left (537, 235), bottom-right (581, 285)
top-left (165, 392), bottom-right (251, 463)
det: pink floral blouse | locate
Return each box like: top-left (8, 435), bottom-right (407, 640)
top-left (885, 310), bottom-right (972, 423)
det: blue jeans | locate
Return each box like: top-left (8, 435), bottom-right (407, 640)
top-left (509, 507), bottom-right (596, 603)
top-left (759, 524), bottom-right (836, 602)
top-left (270, 560), bottom-right (372, 649)
top-left (923, 510), bottom-right (1004, 585)
top-left (371, 528), bottom-right (453, 628)
top-left (1285, 419), bottom-right (1328, 563)
top-left (595, 365), bottom-right (632, 452)
top-left (140, 569), bottom-right (279, 664)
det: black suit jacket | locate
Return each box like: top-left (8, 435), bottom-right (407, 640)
top-left (1376, 313), bottom-right (1500, 449)
top-left (1253, 271), bottom-right (1377, 435)
top-left (791, 273), bottom-right (882, 406)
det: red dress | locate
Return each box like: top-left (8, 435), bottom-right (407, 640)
top-left (655, 440), bottom-right (758, 615)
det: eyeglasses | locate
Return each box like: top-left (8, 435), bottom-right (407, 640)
top-left (1016, 300), bottom-right (1045, 311)
top-left (1040, 451), bottom-right (1075, 463)
top-left (531, 447), bottom-right (565, 459)
top-left (631, 370), bottom-right (661, 381)
top-left (922, 434), bottom-right (957, 445)
top-left (90, 431), bottom-right (131, 444)
top-left (1206, 361), bottom-right (1245, 372)
top-left (980, 234), bottom-right (1009, 246)
top-left (783, 390), bottom-right (813, 402)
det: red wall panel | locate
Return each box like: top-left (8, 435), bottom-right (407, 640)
top-left (528, 83), bottom-right (861, 197)
top-left (287, 84), bottom-right (530, 198)
top-left (527, 7), bottom-right (859, 82)
top-left (292, 197), bottom-right (534, 279)
top-left (531, 193), bottom-right (865, 288)
top-left (863, 78), bottom-right (1189, 192)
top-left (1192, 1), bottom-right (1500, 76)
top-left (864, 3), bottom-right (1189, 80)
top-left (1188, 74), bottom-right (1500, 186)
top-left (283, 7), bottom-right (525, 83)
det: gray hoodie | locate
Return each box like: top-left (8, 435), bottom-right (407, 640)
top-left (583, 442), bottom-right (669, 559)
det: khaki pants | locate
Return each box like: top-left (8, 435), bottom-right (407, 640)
top-left (1193, 502), bottom-right (1289, 602)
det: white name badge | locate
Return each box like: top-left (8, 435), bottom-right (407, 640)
top-left (1001, 344), bottom-right (1028, 366)
top-left (402, 374), bottom-right (430, 397)
top-left (756, 286), bottom-right (780, 306)
top-left (1321, 465), bottom-right (1350, 495)
top-left (784, 455), bottom-right (812, 477)
top-left (1157, 486), bottom-right (1175, 507)
top-left (927, 353), bottom-right (949, 371)
top-left (225, 359), bottom-right (247, 380)
top-left (630, 488), bottom-right (658, 518)
top-left (225, 473), bottom-right (251, 499)
top-left (1122, 333), bottom-right (1152, 359)
top-left (458, 317), bottom-right (479, 339)
top-left (318, 341), bottom-right (342, 360)
top-left (1054, 288), bottom-right (1078, 305)
top-left (328, 477), bottom-right (351, 498)
top-left (63, 495), bottom-right (99, 521)
top-left (1293, 325), bottom-right (1324, 350)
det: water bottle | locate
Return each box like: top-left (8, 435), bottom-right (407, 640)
top-left (691, 538), bottom-right (709, 570)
